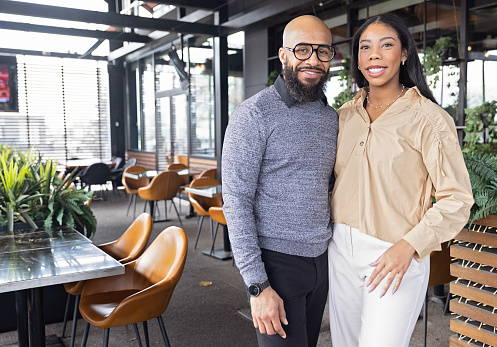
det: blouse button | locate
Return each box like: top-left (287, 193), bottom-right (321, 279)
top-left (360, 141), bottom-right (364, 146)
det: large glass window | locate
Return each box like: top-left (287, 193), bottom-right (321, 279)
top-left (0, 55), bottom-right (110, 161)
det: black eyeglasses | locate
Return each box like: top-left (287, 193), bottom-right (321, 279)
top-left (283, 43), bottom-right (335, 62)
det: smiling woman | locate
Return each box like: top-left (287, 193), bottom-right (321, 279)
top-left (328, 14), bottom-right (474, 347)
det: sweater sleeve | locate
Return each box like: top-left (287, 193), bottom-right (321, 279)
top-left (222, 102), bottom-right (268, 286)
top-left (402, 110), bottom-right (474, 260)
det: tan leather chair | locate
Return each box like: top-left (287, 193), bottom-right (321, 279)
top-left (138, 171), bottom-right (183, 225)
top-left (122, 165), bottom-right (149, 219)
top-left (422, 241), bottom-right (455, 347)
top-left (188, 177), bottom-right (222, 249)
top-left (198, 168), bottom-right (217, 179)
top-left (208, 206), bottom-right (226, 255)
top-left (79, 226), bottom-right (188, 347)
top-left (62, 213), bottom-right (153, 347)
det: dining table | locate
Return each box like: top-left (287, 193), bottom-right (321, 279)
top-left (0, 227), bottom-right (124, 347)
top-left (184, 185), bottom-right (232, 261)
top-left (124, 168), bottom-right (201, 221)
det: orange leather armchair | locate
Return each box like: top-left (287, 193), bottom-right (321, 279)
top-left (138, 171), bottom-right (183, 225)
top-left (122, 165), bottom-right (149, 219)
top-left (79, 226), bottom-right (188, 347)
top-left (62, 213), bottom-right (153, 347)
top-left (188, 177), bottom-right (222, 249)
top-left (167, 162), bottom-right (189, 186)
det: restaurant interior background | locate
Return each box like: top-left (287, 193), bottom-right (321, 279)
top-left (0, 0), bottom-right (496, 175)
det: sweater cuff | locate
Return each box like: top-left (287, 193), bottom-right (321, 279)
top-left (402, 223), bottom-right (441, 262)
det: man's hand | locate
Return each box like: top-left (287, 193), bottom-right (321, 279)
top-left (367, 239), bottom-right (416, 297)
top-left (250, 286), bottom-right (288, 338)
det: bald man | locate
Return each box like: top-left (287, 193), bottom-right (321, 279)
top-left (222, 15), bottom-right (338, 346)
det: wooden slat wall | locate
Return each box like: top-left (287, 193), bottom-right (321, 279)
top-left (449, 219), bottom-right (497, 346)
top-left (189, 157), bottom-right (217, 172)
top-left (126, 151), bottom-right (156, 170)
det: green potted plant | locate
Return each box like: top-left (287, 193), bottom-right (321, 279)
top-left (0, 145), bottom-right (97, 238)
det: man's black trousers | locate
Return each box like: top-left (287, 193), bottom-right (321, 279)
top-left (255, 248), bottom-right (329, 347)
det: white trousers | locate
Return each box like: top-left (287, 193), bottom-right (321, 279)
top-left (328, 223), bottom-right (430, 347)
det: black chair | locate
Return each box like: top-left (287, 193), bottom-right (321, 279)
top-left (79, 163), bottom-right (112, 200)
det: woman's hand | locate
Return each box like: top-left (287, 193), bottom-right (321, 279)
top-left (367, 239), bottom-right (416, 297)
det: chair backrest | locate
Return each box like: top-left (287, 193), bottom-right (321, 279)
top-left (111, 157), bottom-right (123, 172)
top-left (80, 163), bottom-right (112, 185)
top-left (140, 171), bottom-right (181, 201)
top-left (98, 213), bottom-right (153, 264)
top-left (188, 177), bottom-right (223, 211)
top-left (123, 158), bottom-right (137, 169)
top-left (428, 241), bottom-right (456, 286)
top-left (209, 206), bottom-right (226, 225)
top-left (167, 163), bottom-right (189, 186)
top-left (130, 226), bottom-right (188, 319)
top-left (198, 168), bottom-right (217, 179)
top-left (167, 162), bottom-right (188, 171)
top-left (122, 165), bottom-right (149, 192)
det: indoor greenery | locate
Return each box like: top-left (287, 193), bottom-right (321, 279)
top-left (0, 146), bottom-right (97, 237)
top-left (463, 152), bottom-right (497, 224)
top-left (422, 36), bottom-right (453, 89)
top-left (463, 100), bottom-right (497, 154)
top-left (266, 69), bottom-right (280, 87)
top-left (332, 57), bottom-right (354, 109)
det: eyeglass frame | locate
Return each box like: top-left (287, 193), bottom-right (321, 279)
top-left (282, 43), bottom-right (336, 62)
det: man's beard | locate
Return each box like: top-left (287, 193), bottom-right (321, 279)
top-left (283, 63), bottom-right (329, 104)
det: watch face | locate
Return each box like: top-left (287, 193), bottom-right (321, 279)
top-left (248, 284), bottom-right (260, 296)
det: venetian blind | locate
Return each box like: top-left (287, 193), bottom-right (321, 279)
top-left (0, 55), bottom-right (110, 162)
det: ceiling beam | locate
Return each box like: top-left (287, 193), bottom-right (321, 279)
top-left (0, 0), bottom-right (219, 36)
top-left (221, 0), bottom-right (316, 30)
top-left (142, 0), bottom-right (226, 11)
top-left (0, 20), bottom-right (152, 43)
top-left (0, 47), bottom-right (107, 60)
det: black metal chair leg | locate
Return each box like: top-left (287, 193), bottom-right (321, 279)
top-left (143, 321), bottom-right (150, 347)
top-left (133, 194), bottom-right (137, 219)
top-left (126, 194), bottom-right (133, 216)
top-left (157, 316), bottom-right (171, 347)
top-left (70, 295), bottom-right (80, 347)
top-left (103, 328), bottom-right (110, 347)
top-left (81, 322), bottom-right (90, 347)
top-left (210, 222), bottom-right (219, 255)
top-left (133, 323), bottom-right (143, 347)
top-left (443, 292), bottom-right (451, 315)
top-left (423, 292), bottom-right (428, 347)
top-left (171, 201), bottom-right (182, 226)
top-left (62, 293), bottom-right (72, 337)
top-left (194, 216), bottom-right (204, 249)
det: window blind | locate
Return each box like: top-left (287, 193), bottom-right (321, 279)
top-left (0, 55), bottom-right (110, 162)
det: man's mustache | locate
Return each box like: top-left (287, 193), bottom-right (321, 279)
top-left (296, 65), bottom-right (326, 74)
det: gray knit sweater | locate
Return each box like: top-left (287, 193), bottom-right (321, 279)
top-left (222, 76), bottom-right (338, 286)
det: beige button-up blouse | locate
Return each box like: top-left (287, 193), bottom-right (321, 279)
top-left (331, 87), bottom-right (474, 261)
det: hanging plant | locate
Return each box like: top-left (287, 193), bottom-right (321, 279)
top-left (422, 36), bottom-right (453, 89)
